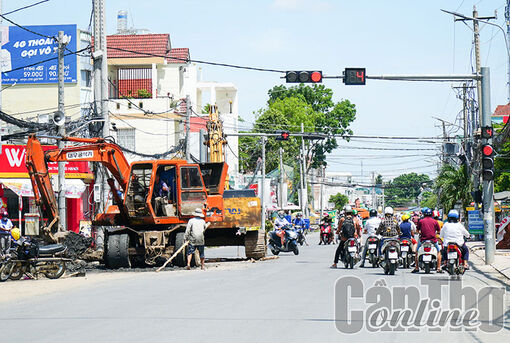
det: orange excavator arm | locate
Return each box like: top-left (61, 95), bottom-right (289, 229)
top-left (25, 135), bottom-right (132, 236)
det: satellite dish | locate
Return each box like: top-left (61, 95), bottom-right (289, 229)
top-left (53, 111), bottom-right (65, 126)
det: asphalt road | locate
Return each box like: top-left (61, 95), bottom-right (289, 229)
top-left (1, 232), bottom-right (509, 342)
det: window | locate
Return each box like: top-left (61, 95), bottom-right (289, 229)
top-left (80, 70), bottom-right (91, 88)
top-left (180, 167), bottom-right (203, 189)
top-left (117, 128), bottom-right (135, 151)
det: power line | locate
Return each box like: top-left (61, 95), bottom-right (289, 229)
top-left (3, 0), bottom-right (50, 15)
top-left (0, 13), bottom-right (55, 40)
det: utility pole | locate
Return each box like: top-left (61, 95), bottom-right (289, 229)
top-left (371, 172), bottom-right (376, 208)
top-left (507, 0), bottom-right (510, 102)
top-left (57, 31), bottom-right (67, 231)
top-left (301, 123), bottom-right (307, 216)
top-left (319, 166), bottom-right (324, 222)
top-left (278, 147), bottom-right (284, 208)
top-left (260, 136), bottom-right (266, 233)
top-left (481, 67), bottom-right (495, 265)
top-left (185, 94), bottom-right (191, 161)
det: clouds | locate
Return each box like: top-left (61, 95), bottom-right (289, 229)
top-left (270, 0), bottom-right (332, 11)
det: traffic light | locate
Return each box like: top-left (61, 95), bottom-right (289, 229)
top-left (285, 71), bottom-right (322, 83)
top-left (275, 130), bottom-right (290, 140)
top-left (343, 68), bottom-right (366, 85)
top-left (481, 144), bottom-right (495, 181)
top-left (481, 126), bottom-right (493, 139)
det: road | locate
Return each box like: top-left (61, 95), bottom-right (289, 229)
top-left (0, 232), bottom-right (509, 342)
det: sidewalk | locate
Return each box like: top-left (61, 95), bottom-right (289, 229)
top-left (467, 241), bottom-right (510, 280)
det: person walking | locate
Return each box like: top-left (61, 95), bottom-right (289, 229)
top-left (185, 208), bottom-right (210, 270)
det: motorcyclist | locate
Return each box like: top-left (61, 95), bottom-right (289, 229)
top-left (319, 213), bottom-right (333, 245)
top-left (399, 214), bottom-right (417, 252)
top-left (331, 205), bottom-right (361, 268)
top-left (440, 209), bottom-right (470, 270)
top-left (274, 210), bottom-right (290, 247)
top-left (292, 212), bottom-right (306, 228)
top-left (412, 207), bottom-right (442, 273)
top-left (376, 207), bottom-right (401, 255)
top-left (433, 210), bottom-right (444, 230)
top-left (360, 209), bottom-right (381, 267)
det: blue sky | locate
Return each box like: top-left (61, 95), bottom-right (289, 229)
top-left (4, 0), bottom-right (509, 182)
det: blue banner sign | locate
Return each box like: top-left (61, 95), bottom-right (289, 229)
top-left (1, 24), bottom-right (77, 84)
top-left (467, 210), bottom-right (484, 234)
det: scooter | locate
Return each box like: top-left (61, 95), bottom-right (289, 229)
top-left (444, 242), bottom-right (465, 278)
top-left (268, 226), bottom-right (299, 255)
top-left (399, 238), bottom-right (414, 269)
top-left (342, 238), bottom-right (359, 269)
top-left (319, 224), bottom-right (333, 245)
top-left (365, 236), bottom-right (380, 268)
top-left (417, 240), bottom-right (438, 274)
top-left (380, 238), bottom-right (400, 275)
top-left (293, 225), bottom-right (307, 246)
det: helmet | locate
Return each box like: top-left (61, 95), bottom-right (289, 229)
top-left (402, 214), bottom-right (410, 221)
top-left (344, 205), bottom-right (353, 214)
top-left (369, 209), bottom-right (377, 217)
top-left (10, 227), bottom-right (21, 241)
top-left (384, 206), bottom-right (394, 215)
top-left (447, 209), bottom-right (459, 219)
top-left (1, 211), bottom-right (7, 218)
top-left (423, 208), bottom-right (432, 216)
top-left (278, 210), bottom-right (285, 216)
top-left (432, 210), bottom-right (440, 219)
top-left (352, 209), bottom-right (358, 216)
top-left (296, 212), bottom-right (302, 217)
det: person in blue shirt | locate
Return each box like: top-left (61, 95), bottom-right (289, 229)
top-left (292, 213), bottom-right (305, 227)
top-left (399, 214), bottom-right (417, 252)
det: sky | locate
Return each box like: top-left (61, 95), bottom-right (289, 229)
top-left (3, 0), bottom-right (509, 182)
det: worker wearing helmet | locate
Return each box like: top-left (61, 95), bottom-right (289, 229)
top-left (399, 214), bottom-right (417, 252)
top-left (412, 207), bottom-right (442, 273)
top-left (331, 205), bottom-right (361, 268)
top-left (440, 210), bottom-right (470, 270)
top-left (376, 207), bottom-right (401, 255)
top-left (0, 211), bottom-right (13, 257)
top-left (360, 209), bottom-right (382, 267)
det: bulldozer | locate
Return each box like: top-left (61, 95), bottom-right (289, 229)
top-left (25, 106), bottom-right (265, 268)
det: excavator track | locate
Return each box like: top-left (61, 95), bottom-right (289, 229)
top-left (244, 230), bottom-right (266, 259)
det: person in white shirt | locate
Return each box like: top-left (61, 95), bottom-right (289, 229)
top-left (440, 209), bottom-right (470, 269)
top-left (360, 209), bottom-right (382, 267)
top-left (274, 211), bottom-right (290, 247)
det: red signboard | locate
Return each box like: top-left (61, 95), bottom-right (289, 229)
top-left (0, 145), bottom-right (93, 179)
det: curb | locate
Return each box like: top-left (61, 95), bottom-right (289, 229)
top-left (469, 247), bottom-right (510, 281)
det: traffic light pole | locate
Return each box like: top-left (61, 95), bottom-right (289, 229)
top-left (481, 67), bottom-right (495, 265)
top-left (57, 31), bottom-right (67, 232)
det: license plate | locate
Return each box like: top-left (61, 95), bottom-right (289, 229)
top-left (423, 255), bottom-right (432, 262)
top-left (448, 252), bottom-right (457, 259)
top-left (401, 246), bottom-right (409, 252)
top-left (348, 247), bottom-right (356, 252)
top-left (388, 252), bottom-right (398, 259)
top-left (402, 252), bottom-right (407, 257)
top-left (368, 244), bottom-right (376, 249)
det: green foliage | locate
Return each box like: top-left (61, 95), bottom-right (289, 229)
top-left (385, 173), bottom-right (431, 207)
top-left (329, 193), bottom-right (349, 211)
top-left (495, 140), bottom-right (510, 192)
top-left (434, 164), bottom-right (471, 214)
top-left (375, 174), bottom-right (383, 185)
top-left (420, 191), bottom-right (437, 209)
top-left (202, 103), bottom-right (211, 114)
top-left (136, 89), bottom-right (152, 98)
top-left (240, 84), bottom-right (356, 173)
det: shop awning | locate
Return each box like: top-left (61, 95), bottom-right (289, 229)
top-left (0, 179), bottom-right (87, 199)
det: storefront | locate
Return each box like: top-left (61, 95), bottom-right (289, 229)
top-left (0, 144), bottom-right (93, 233)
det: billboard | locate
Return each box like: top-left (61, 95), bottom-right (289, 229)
top-left (1, 24), bottom-right (77, 84)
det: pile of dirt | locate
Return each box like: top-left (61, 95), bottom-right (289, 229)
top-left (63, 232), bottom-right (94, 259)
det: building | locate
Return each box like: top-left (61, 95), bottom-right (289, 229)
top-left (106, 33), bottom-right (240, 186)
top-left (492, 103), bottom-right (510, 125)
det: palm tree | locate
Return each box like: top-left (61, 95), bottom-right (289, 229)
top-left (434, 164), bottom-right (472, 215)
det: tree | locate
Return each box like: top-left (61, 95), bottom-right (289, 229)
top-left (384, 173), bottom-right (431, 207)
top-left (434, 164), bottom-right (471, 215)
top-left (420, 192), bottom-right (437, 209)
top-left (329, 193), bottom-right (349, 211)
top-left (494, 140), bottom-right (510, 192)
top-left (239, 84), bottom-right (356, 173)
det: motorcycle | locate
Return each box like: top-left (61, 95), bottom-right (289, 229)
top-left (417, 240), bottom-right (438, 274)
top-left (293, 225), bottom-right (307, 246)
top-left (399, 238), bottom-right (414, 269)
top-left (0, 238), bottom-right (70, 281)
top-left (342, 238), bottom-right (359, 269)
top-left (380, 238), bottom-right (400, 275)
top-left (445, 242), bottom-right (465, 277)
top-left (365, 236), bottom-right (380, 268)
top-left (319, 224), bottom-right (334, 245)
top-left (268, 226), bottom-right (299, 255)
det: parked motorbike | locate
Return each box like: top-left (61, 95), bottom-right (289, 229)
top-left (399, 238), bottom-right (414, 269)
top-left (342, 238), bottom-right (359, 269)
top-left (417, 240), bottom-right (438, 274)
top-left (379, 238), bottom-right (400, 275)
top-left (365, 236), bottom-right (380, 268)
top-left (445, 242), bottom-right (465, 277)
top-left (0, 238), bottom-right (69, 281)
top-left (268, 226), bottom-right (299, 255)
top-left (319, 224), bottom-right (334, 245)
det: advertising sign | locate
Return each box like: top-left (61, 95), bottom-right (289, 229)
top-left (0, 145), bottom-right (92, 179)
top-left (1, 24), bottom-right (77, 84)
top-left (468, 209), bottom-right (484, 234)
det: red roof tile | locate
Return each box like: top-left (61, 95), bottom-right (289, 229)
top-left (494, 103), bottom-right (510, 116)
top-left (106, 34), bottom-right (171, 58)
top-left (167, 48), bottom-right (189, 64)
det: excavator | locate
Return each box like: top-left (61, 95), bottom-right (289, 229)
top-left (25, 106), bottom-right (265, 268)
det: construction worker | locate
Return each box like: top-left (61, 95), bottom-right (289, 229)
top-left (185, 208), bottom-right (210, 270)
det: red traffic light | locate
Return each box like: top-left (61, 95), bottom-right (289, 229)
top-left (310, 71), bottom-right (322, 83)
top-left (482, 145), bottom-right (494, 156)
top-left (285, 71), bottom-right (322, 83)
top-left (281, 132), bottom-right (290, 140)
